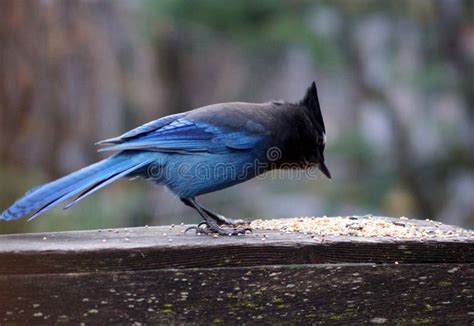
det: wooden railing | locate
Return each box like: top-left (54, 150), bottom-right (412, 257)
top-left (0, 216), bottom-right (473, 324)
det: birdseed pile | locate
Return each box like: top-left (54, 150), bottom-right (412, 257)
top-left (250, 216), bottom-right (474, 239)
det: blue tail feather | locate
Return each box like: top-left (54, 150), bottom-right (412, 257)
top-left (62, 160), bottom-right (151, 211)
top-left (1, 152), bottom-right (154, 221)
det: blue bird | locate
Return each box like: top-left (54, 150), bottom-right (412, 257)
top-left (1, 81), bottom-right (330, 235)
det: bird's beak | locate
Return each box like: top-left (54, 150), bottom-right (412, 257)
top-left (318, 161), bottom-right (331, 179)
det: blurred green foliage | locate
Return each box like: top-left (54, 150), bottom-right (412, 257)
top-left (145, 0), bottom-right (343, 69)
top-left (1, 0), bottom-right (472, 234)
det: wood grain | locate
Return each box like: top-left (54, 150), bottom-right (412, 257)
top-left (0, 217), bottom-right (472, 324)
top-left (1, 264), bottom-right (473, 324)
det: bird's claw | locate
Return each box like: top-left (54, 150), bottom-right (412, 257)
top-left (213, 214), bottom-right (250, 227)
top-left (184, 221), bottom-right (210, 234)
top-left (184, 221), bottom-right (252, 236)
top-left (215, 227), bottom-right (252, 236)
top-left (225, 218), bottom-right (250, 226)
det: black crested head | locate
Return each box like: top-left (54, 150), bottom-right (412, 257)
top-left (297, 81), bottom-right (330, 179)
top-left (300, 81), bottom-right (325, 135)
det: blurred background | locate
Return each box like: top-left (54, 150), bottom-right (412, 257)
top-left (1, 0), bottom-right (473, 234)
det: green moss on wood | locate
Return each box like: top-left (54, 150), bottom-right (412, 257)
top-left (412, 317), bottom-right (432, 324)
top-left (438, 281), bottom-right (452, 288)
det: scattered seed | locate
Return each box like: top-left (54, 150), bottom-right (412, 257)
top-left (249, 217), bottom-right (471, 239)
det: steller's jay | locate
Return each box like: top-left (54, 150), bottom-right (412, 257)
top-left (1, 81), bottom-right (330, 235)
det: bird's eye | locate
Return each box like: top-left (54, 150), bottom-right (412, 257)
top-left (316, 134), bottom-right (326, 147)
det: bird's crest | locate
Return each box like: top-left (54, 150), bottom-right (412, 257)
top-left (300, 81), bottom-right (326, 135)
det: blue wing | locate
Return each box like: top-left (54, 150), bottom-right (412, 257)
top-left (97, 116), bottom-right (262, 153)
top-left (96, 112), bottom-right (186, 144)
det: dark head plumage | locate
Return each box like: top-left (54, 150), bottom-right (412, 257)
top-left (299, 81), bottom-right (330, 179)
top-left (300, 81), bottom-right (326, 137)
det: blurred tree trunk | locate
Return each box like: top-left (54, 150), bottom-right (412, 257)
top-left (0, 0), bottom-right (37, 168)
top-left (0, 0), bottom-right (160, 177)
top-left (437, 0), bottom-right (474, 145)
top-left (155, 29), bottom-right (191, 115)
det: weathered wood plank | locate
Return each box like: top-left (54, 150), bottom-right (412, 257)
top-left (0, 216), bottom-right (472, 324)
top-left (1, 264), bottom-right (472, 324)
top-left (0, 220), bottom-right (472, 274)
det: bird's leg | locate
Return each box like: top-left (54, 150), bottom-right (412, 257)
top-left (202, 208), bottom-right (249, 226)
top-left (180, 197), bottom-right (251, 235)
top-left (181, 197), bottom-right (248, 226)
top-left (196, 201), bottom-right (249, 226)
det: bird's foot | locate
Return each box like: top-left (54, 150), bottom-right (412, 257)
top-left (184, 221), bottom-right (252, 236)
top-left (212, 214), bottom-right (250, 227)
top-left (184, 221), bottom-right (209, 234)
